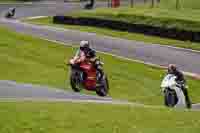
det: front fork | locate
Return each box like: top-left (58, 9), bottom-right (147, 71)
top-left (96, 69), bottom-right (104, 84)
top-left (70, 67), bottom-right (83, 85)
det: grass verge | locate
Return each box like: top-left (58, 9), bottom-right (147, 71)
top-left (0, 26), bottom-right (200, 105)
top-left (26, 17), bottom-right (200, 51)
top-left (0, 102), bottom-right (200, 133)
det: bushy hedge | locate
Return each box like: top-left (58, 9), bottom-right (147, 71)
top-left (53, 15), bottom-right (200, 42)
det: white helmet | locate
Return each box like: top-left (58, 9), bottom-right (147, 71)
top-left (80, 40), bottom-right (90, 49)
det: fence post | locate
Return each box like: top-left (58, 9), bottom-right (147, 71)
top-left (131, 0), bottom-right (134, 8)
top-left (176, 0), bottom-right (180, 10)
top-left (151, 0), bottom-right (154, 8)
top-left (108, 0), bottom-right (111, 7)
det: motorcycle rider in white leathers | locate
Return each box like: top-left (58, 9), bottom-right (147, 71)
top-left (167, 64), bottom-right (191, 108)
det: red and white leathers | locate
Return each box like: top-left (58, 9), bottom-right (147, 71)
top-left (70, 49), bottom-right (86, 65)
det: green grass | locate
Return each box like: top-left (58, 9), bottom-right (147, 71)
top-left (26, 17), bottom-right (200, 51)
top-left (0, 102), bottom-right (200, 133)
top-left (0, 26), bottom-right (200, 105)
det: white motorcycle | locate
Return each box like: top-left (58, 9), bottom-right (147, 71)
top-left (5, 8), bottom-right (16, 18)
top-left (161, 74), bottom-right (187, 108)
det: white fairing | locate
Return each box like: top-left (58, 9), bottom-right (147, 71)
top-left (161, 74), bottom-right (186, 108)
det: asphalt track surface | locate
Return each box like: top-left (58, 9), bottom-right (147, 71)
top-left (0, 2), bottom-right (199, 108)
top-left (0, 80), bottom-right (113, 103)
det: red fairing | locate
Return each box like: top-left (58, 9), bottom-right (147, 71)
top-left (80, 62), bottom-right (97, 90)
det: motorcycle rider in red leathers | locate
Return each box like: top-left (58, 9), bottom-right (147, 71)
top-left (69, 40), bottom-right (99, 79)
top-left (70, 40), bottom-right (90, 65)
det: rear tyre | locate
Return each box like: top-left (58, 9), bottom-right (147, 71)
top-left (96, 75), bottom-right (109, 97)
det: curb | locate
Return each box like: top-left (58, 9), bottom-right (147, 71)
top-left (25, 16), bottom-right (48, 20)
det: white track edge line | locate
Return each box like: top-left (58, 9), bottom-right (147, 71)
top-left (37, 37), bottom-right (200, 80)
top-left (23, 16), bottom-right (200, 54)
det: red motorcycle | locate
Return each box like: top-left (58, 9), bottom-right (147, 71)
top-left (69, 58), bottom-right (109, 96)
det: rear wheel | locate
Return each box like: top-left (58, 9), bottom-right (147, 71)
top-left (96, 75), bottom-right (109, 97)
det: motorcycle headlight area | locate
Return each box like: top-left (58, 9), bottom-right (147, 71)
top-left (96, 61), bottom-right (100, 65)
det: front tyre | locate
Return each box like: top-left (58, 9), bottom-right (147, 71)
top-left (70, 72), bottom-right (82, 92)
top-left (164, 88), bottom-right (178, 107)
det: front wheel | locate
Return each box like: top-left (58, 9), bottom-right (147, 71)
top-left (70, 71), bottom-right (82, 92)
top-left (5, 13), bottom-right (11, 18)
top-left (96, 75), bottom-right (109, 97)
top-left (164, 88), bottom-right (178, 107)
